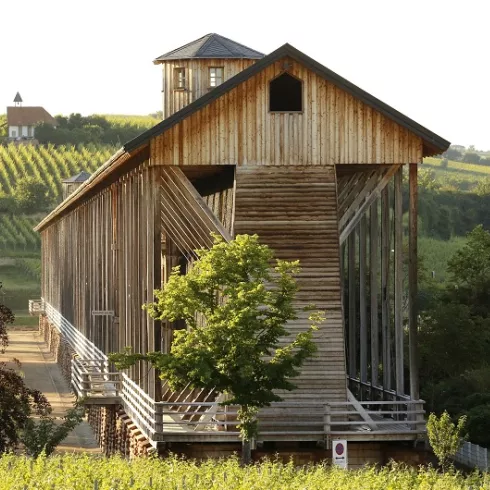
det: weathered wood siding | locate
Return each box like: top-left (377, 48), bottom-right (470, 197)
top-left (162, 59), bottom-right (257, 118)
top-left (41, 164), bottom-right (162, 397)
top-left (152, 56), bottom-right (423, 167)
top-left (234, 166), bottom-right (346, 402)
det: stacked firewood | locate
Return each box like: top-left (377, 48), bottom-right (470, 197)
top-left (87, 405), bottom-right (154, 457)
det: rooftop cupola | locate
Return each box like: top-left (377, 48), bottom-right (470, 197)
top-left (154, 33), bottom-right (264, 119)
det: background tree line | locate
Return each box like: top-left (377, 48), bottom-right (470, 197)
top-left (0, 176), bottom-right (52, 214)
top-left (35, 113), bottom-right (161, 146)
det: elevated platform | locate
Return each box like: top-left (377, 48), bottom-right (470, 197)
top-left (41, 300), bottom-right (427, 447)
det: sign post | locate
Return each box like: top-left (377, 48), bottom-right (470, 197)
top-left (332, 439), bottom-right (348, 469)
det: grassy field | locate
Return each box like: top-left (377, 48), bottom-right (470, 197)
top-left (0, 454), bottom-right (487, 490)
top-left (0, 262), bottom-right (40, 314)
top-left (99, 114), bottom-right (161, 128)
top-left (419, 236), bottom-right (467, 284)
top-left (423, 157), bottom-right (490, 191)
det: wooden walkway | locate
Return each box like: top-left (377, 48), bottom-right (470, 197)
top-left (1, 329), bottom-right (100, 454)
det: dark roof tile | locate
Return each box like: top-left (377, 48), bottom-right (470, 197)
top-left (154, 33), bottom-right (264, 62)
top-left (62, 171), bottom-right (91, 183)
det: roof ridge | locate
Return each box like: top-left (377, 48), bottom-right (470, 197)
top-left (129, 42), bottom-right (449, 154)
top-left (211, 33), bottom-right (264, 57)
top-left (154, 33), bottom-right (263, 62)
top-left (195, 34), bottom-right (221, 56)
top-left (155, 33), bottom-right (212, 60)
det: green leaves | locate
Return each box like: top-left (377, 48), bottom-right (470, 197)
top-left (427, 411), bottom-right (467, 471)
top-left (111, 234), bottom-right (322, 446)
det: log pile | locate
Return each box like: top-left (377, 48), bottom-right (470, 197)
top-left (87, 405), bottom-right (152, 457)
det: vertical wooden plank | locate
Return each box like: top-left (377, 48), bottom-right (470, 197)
top-left (409, 163), bottom-right (419, 400)
top-left (394, 167), bottom-right (404, 395)
top-left (370, 199), bottom-right (379, 388)
top-left (348, 228), bottom-right (357, 379)
top-left (359, 214), bottom-right (367, 385)
top-left (381, 185), bottom-right (391, 391)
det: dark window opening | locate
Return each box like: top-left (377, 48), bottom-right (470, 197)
top-left (269, 73), bottom-right (302, 112)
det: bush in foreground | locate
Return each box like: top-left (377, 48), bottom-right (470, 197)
top-left (0, 454), bottom-right (488, 490)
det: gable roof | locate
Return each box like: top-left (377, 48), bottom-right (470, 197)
top-left (7, 106), bottom-right (56, 127)
top-left (154, 33), bottom-right (264, 63)
top-left (35, 43), bottom-right (450, 232)
top-left (135, 43), bottom-right (449, 156)
top-left (62, 171), bottom-right (91, 183)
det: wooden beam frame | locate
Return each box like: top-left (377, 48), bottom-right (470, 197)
top-left (359, 215), bottom-right (368, 385)
top-left (394, 167), bottom-right (404, 395)
top-left (339, 164), bottom-right (401, 244)
top-left (348, 229), bottom-right (357, 378)
top-left (370, 200), bottom-right (379, 388)
top-left (409, 164), bottom-right (419, 400)
top-left (381, 185), bottom-right (391, 391)
top-left (338, 170), bottom-right (382, 230)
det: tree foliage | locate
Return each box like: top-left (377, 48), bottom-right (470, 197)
top-left (420, 226), bottom-right (490, 447)
top-left (20, 403), bottom-right (85, 457)
top-left (35, 113), bottom-right (159, 146)
top-left (110, 234), bottom-right (321, 461)
top-left (463, 152), bottom-right (481, 164)
top-left (427, 411), bottom-right (467, 471)
top-left (13, 176), bottom-right (53, 213)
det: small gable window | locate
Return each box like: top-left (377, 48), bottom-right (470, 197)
top-left (174, 68), bottom-right (186, 89)
top-left (269, 72), bottom-right (302, 112)
top-left (209, 67), bottom-right (224, 88)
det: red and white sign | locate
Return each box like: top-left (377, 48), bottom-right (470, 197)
top-left (332, 439), bottom-right (348, 469)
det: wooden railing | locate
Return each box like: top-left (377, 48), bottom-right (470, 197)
top-left (44, 301), bottom-right (106, 360)
top-left (324, 400), bottom-right (426, 436)
top-left (43, 300), bottom-right (426, 445)
top-left (29, 299), bottom-right (45, 316)
top-left (71, 357), bottom-right (121, 400)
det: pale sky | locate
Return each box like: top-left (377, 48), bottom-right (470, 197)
top-left (1, 0), bottom-right (488, 149)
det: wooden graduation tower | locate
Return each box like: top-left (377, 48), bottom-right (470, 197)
top-left (35, 33), bottom-right (449, 452)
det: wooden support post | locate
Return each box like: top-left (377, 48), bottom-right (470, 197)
top-left (153, 168), bottom-right (162, 401)
top-left (359, 215), bottom-right (368, 387)
top-left (381, 185), bottom-right (391, 392)
top-left (409, 164), bottom-right (419, 400)
top-left (323, 403), bottom-right (331, 442)
top-left (394, 167), bottom-right (404, 396)
top-left (348, 228), bottom-right (357, 379)
top-left (370, 200), bottom-right (379, 390)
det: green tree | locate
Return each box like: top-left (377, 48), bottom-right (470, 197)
top-left (0, 114), bottom-right (7, 138)
top-left (444, 148), bottom-right (462, 161)
top-left (463, 152), bottom-right (481, 164)
top-left (418, 169), bottom-right (440, 191)
top-left (427, 411), bottom-right (467, 472)
top-left (20, 403), bottom-right (85, 457)
top-left (13, 176), bottom-right (52, 213)
top-left (110, 234), bottom-right (321, 464)
top-left (0, 191), bottom-right (17, 213)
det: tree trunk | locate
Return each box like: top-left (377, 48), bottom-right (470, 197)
top-left (241, 438), bottom-right (252, 466)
